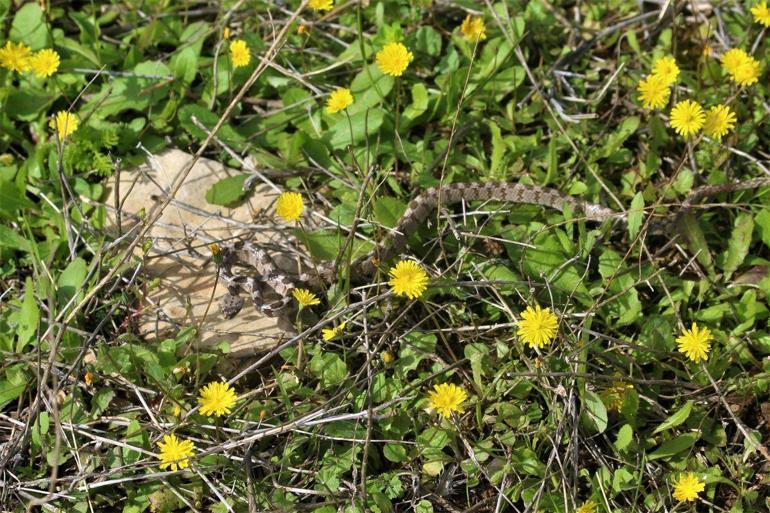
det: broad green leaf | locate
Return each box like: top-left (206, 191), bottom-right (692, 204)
top-left (123, 420), bottom-right (146, 465)
top-left (723, 213), bottom-right (753, 280)
top-left (628, 192), bottom-right (645, 240)
top-left (615, 424), bottom-right (633, 450)
top-left (653, 400), bottom-right (693, 434)
top-left (402, 83), bottom-right (429, 127)
top-left (294, 229), bottom-right (372, 262)
top-left (373, 196), bottom-right (407, 228)
top-left (57, 257), bottom-right (87, 307)
top-left (348, 65), bottom-right (394, 113)
top-left (205, 175), bottom-right (248, 207)
top-left (16, 277), bottom-right (39, 352)
top-left (582, 390), bottom-right (608, 434)
top-left (0, 181), bottom-right (33, 217)
top-left (0, 225), bottom-right (31, 252)
top-left (328, 110), bottom-right (385, 149)
top-left (648, 432), bottom-right (699, 460)
top-left (309, 352), bottom-right (348, 387)
top-left (10, 3), bottom-right (49, 49)
top-left (0, 364), bottom-right (28, 410)
top-left (675, 212), bottom-right (714, 277)
top-left (383, 443), bottom-right (408, 463)
top-left (601, 116), bottom-right (639, 158)
top-left (5, 89), bottom-right (53, 121)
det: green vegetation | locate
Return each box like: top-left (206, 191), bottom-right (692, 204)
top-left (2, 1), bottom-right (770, 512)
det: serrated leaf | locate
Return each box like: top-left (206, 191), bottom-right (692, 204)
top-left (205, 175), bottom-right (247, 207)
top-left (653, 400), bottom-right (693, 434)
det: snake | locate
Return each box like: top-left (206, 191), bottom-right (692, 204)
top-left (217, 178), bottom-right (770, 317)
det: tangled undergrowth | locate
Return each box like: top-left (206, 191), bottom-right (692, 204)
top-left (2, 1), bottom-right (770, 512)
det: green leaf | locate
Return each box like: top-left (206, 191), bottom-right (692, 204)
top-left (723, 213), bottom-right (753, 280)
top-left (648, 432), bottom-right (699, 460)
top-left (615, 424), bottom-right (633, 450)
top-left (675, 212), bottom-right (714, 277)
top-left (16, 277), bottom-right (39, 352)
top-left (414, 26), bottom-right (442, 56)
top-left (383, 443), bottom-right (408, 463)
top-left (373, 196), bottom-right (407, 228)
top-left (328, 110), bottom-right (385, 149)
top-left (205, 175), bottom-right (248, 207)
top-left (10, 3), bottom-right (50, 49)
top-left (628, 192), bottom-right (645, 240)
top-left (0, 364), bottom-right (28, 410)
top-left (601, 116), bottom-right (639, 158)
top-left (653, 400), bottom-right (694, 434)
top-left (309, 352), bottom-right (348, 387)
top-left (0, 225), bottom-right (31, 252)
top-left (582, 390), bottom-right (608, 434)
top-left (123, 420), bottom-right (145, 465)
top-left (415, 500), bottom-right (434, 513)
top-left (5, 89), bottom-right (53, 121)
top-left (294, 229), bottom-right (372, 262)
top-left (57, 257), bottom-right (87, 307)
top-left (402, 83), bottom-right (429, 127)
top-left (0, 181), bottom-right (33, 217)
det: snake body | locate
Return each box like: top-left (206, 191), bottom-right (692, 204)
top-left (218, 182), bottom-right (623, 317)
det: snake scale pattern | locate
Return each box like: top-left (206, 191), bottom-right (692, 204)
top-left (217, 182), bottom-right (626, 317)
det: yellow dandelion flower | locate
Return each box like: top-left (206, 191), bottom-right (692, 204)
top-left (223, 27), bottom-right (231, 39)
top-left (672, 473), bottom-right (705, 502)
top-left (651, 56), bottom-right (679, 85)
top-left (388, 260), bottom-right (429, 299)
top-left (0, 41), bottom-right (31, 73)
top-left (297, 24), bottom-right (310, 35)
top-left (308, 0), bottom-right (333, 10)
top-left (84, 372), bottom-right (94, 386)
top-left (322, 321), bottom-right (346, 341)
top-left (637, 74), bottom-right (671, 110)
top-left (293, 288), bottom-right (320, 308)
top-left (460, 15), bottom-right (487, 42)
top-left (325, 88), bottom-right (353, 114)
top-left (676, 322), bottom-right (712, 362)
top-left (49, 111), bottom-right (79, 140)
top-left (752, 1), bottom-right (770, 27)
top-left (197, 381), bottom-right (238, 417)
top-left (576, 500), bottom-right (598, 513)
top-left (381, 351), bottom-right (394, 364)
top-left (427, 383), bottom-right (468, 418)
top-left (703, 104), bottom-right (736, 140)
top-left (669, 100), bottom-right (705, 137)
top-left (29, 49), bottom-right (60, 78)
top-left (517, 305), bottom-right (558, 349)
top-left (157, 434), bottom-right (195, 471)
top-left (376, 42), bottom-right (413, 77)
top-left (275, 191), bottom-right (304, 222)
top-left (721, 48), bottom-right (761, 86)
top-left (229, 39), bottom-right (251, 68)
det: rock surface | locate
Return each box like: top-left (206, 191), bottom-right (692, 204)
top-left (105, 149), bottom-right (294, 356)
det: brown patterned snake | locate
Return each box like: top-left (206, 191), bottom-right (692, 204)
top-left (217, 179), bottom-right (770, 317)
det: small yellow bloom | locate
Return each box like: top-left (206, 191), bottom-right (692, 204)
top-left (0, 41), bottom-right (31, 73)
top-left (517, 305), bottom-right (558, 349)
top-left (223, 27), bottom-right (231, 39)
top-left (275, 192), bottom-right (304, 222)
top-left (703, 104), bottom-right (736, 140)
top-left (198, 381), bottom-right (238, 417)
top-left (297, 24), bottom-right (310, 35)
top-left (293, 288), bottom-right (321, 308)
top-left (751, 1), bottom-right (770, 27)
top-left (669, 100), bottom-right (705, 137)
top-left (157, 434), bottom-right (195, 471)
top-left (325, 88), bottom-right (354, 114)
top-left (575, 500), bottom-right (598, 513)
top-left (651, 56), bottom-right (679, 85)
top-left (388, 260), bottom-right (429, 299)
top-left (636, 74), bottom-right (671, 110)
top-left (427, 383), bottom-right (468, 418)
top-left (376, 42), bottom-right (413, 77)
top-left (702, 44), bottom-right (713, 58)
top-left (229, 39), bottom-right (251, 68)
top-left (381, 351), bottom-right (394, 364)
top-left (29, 49), bottom-right (60, 78)
top-left (49, 111), bottom-right (80, 140)
top-left (676, 322), bottom-right (712, 362)
top-left (84, 372), bottom-right (94, 386)
top-left (721, 48), bottom-right (761, 86)
top-left (672, 472), bottom-right (705, 502)
top-left (460, 15), bottom-right (487, 42)
top-left (322, 321), bottom-right (346, 341)
top-left (308, 0), bottom-right (333, 10)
